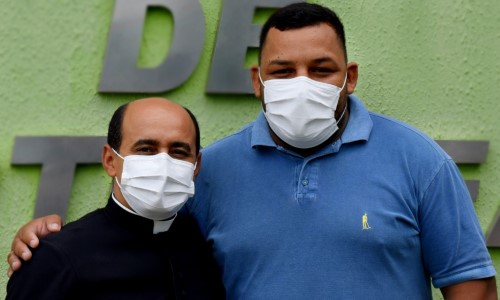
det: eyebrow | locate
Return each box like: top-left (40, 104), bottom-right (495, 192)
top-left (311, 57), bottom-right (336, 64)
top-left (268, 59), bottom-right (293, 66)
top-left (132, 139), bottom-right (193, 153)
top-left (132, 139), bottom-right (159, 148)
top-left (171, 141), bottom-right (192, 153)
top-left (268, 56), bottom-right (338, 66)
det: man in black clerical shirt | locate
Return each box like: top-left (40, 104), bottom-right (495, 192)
top-left (6, 98), bottom-right (225, 299)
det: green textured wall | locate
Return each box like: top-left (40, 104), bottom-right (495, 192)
top-left (1, 0), bottom-right (499, 298)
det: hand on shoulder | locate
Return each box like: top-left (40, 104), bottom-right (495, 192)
top-left (7, 214), bottom-right (63, 277)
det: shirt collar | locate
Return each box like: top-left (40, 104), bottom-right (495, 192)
top-left (250, 112), bottom-right (276, 148)
top-left (111, 193), bottom-right (175, 234)
top-left (340, 94), bottom-right (373, 144)
top-left (250, 94), bottom-right (373, 148)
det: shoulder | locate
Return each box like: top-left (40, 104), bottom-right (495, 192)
top-left (6, 230), bottom-right (78, 299)
top-left (43, 208), bottom-right (107, 249)
top-left (202, 121), bottom-right (255, 155)
top-left (198, 121), bottom-right (257, 175)
top-left (369, 112), bottom-right (437, 145)
top-left (368, 111), bottom-right (451, 161)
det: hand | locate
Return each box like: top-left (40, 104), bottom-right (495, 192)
top-left (7, 214), bottom-right (63, 277)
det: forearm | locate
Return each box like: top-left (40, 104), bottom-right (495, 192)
top-left (441, 277), bottom-right (497, 300)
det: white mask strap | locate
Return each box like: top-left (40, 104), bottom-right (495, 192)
top-left (336, 101), bottom-right (348, 125)
top-left (258, 67), bottom-right (266, 87)
top-left (112, 148), bottom-right (124, 160)
top-left (112, 148), bottom-right (124, 187)
top-left (114, 176), bottom-right (122, 188)
top-left (339, 71), bottom-right (348, 91)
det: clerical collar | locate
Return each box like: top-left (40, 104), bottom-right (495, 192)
top-left (111, 193), bottom-right (176, 234)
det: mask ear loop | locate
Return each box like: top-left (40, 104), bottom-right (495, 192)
top-left (111, 148), bottom-right (125, 187)
top-left (114, 176), bottom-right (123, 189)
top-left (335, 71), bottom-right (349, 125)
top-left (336, 102), bottom-right (348, 125)
top-left (112, 148), bottom-right (124, 160)
top-left (258, 67), bottom-right (266, 87)
top-left (339, 71), bottom-right (348, 91)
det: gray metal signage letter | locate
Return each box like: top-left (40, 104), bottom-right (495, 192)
top-left (11, 137), bottom-right (106, 220)
top-left (486, 209), bottom-right (500, 247)
top-left (206, 0), bottom-right (301, 94)
top-left (436, 140), bottom-right (489, 201)
top-left (99, 0), bottom-right (204, 93)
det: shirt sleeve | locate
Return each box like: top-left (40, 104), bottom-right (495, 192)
top-left (6, 239), bottom-right (77, 300)
top-left (419, 158), bottom-right (496, 288)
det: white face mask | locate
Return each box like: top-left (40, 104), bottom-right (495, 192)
top-left (113, 149), bottom-right (196, 221)
top-left (259, 71), bottom-right (347, 149)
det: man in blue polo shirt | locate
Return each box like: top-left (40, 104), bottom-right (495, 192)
top-left (7, 2), bottom-right (497, 299)
top-left (187, 3), bottom-right (496, 298)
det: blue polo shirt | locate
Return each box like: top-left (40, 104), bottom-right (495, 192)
top-left (186, 95), bottom-right (495, 299)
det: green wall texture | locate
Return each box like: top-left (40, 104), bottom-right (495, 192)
top-left (1, 0), bottom-right (499, 298)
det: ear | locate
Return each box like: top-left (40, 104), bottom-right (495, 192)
top-left (193, 152), bottom-right (202, 179)
top-left (250, 65), bottom-right (262, 98)
top-left (102, 144), bottom-right (118, 177)
top-left (346, 62), bottom-right (359, 94)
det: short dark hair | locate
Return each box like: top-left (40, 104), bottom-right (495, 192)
top-left (259, 3), bottom-right (347, 62)
top-left (107, 103), bottom-right (128, 151)
top-left (106, 103), bottom-right (201, 155)
top-left (183, 106), bottom-right (201, 155)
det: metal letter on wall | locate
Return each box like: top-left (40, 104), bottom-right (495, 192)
top-left (206, 0), bottom-right (301, 94)
top-left (99, 0), bottom-right (204, 93)
top-left (11, 137), bottom-right (106, 220)
top-left (436, 140), bottom-right (489, 201)
top-left (486, 210), bottom-right (500, 247)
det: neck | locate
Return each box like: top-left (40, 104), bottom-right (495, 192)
top-left (112, 181), bottom-right (134, 211)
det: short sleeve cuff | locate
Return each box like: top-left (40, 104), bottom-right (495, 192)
top-left (432, 265), bottom-right (497, 288)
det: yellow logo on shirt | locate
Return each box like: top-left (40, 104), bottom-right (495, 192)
top-left (362, 213), bottom-right (371, 230)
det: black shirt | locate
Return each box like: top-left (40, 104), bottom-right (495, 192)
top-left (6, 196), bottom-right (225, 299)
